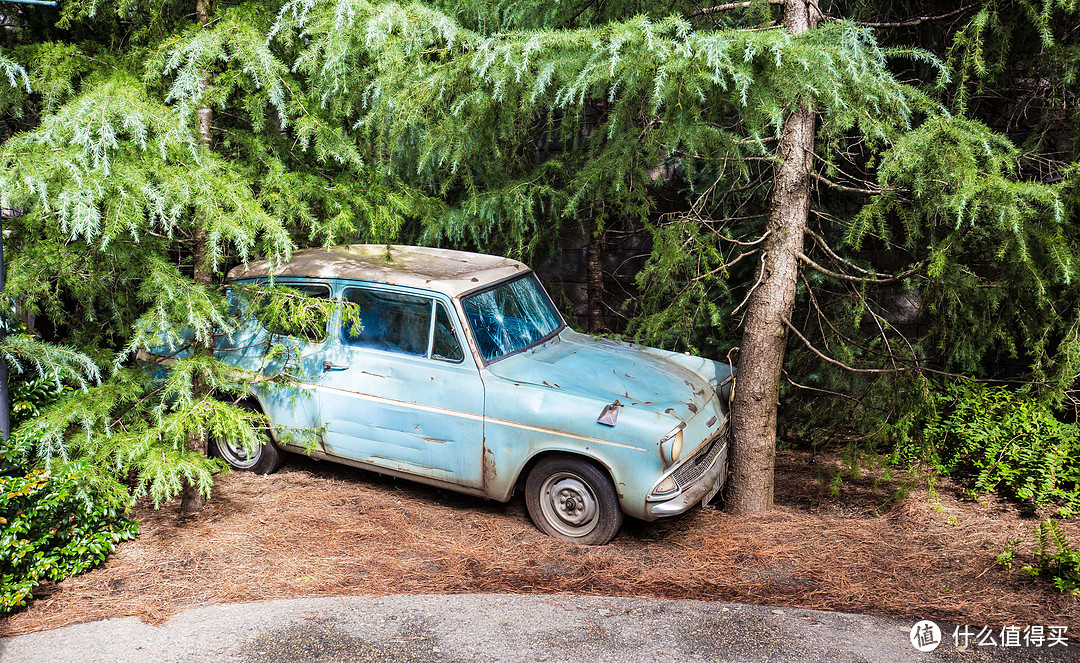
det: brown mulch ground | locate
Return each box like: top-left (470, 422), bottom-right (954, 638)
top-left (2, 449), bottom-right (1077, 636)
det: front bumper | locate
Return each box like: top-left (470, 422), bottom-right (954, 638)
top-left (648, 437), bottom-right (729, 518)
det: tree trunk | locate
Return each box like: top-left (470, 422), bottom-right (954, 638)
top-left (180, 0), bottom-right (215, 515)
top-left (586, 216), bottom-right (605, 334)
top-left (726, 0), bottom-right (817, 515)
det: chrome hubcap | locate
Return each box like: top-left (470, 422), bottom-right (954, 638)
top-left (220, 437), bottom-right (261, 469)
top-left (540, 473), bottom-right (598, 537)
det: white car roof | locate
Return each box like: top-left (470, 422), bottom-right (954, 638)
top-left (227, 244), bottom-right (530, 297)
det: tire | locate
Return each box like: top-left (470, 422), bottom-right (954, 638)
top-left (525, 456), bottom-right (623, 545)
top-left (209, 419), bottom-right (284, 475)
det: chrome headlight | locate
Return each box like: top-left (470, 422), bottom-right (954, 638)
top-left (659, 426), bottom-right (684, 467)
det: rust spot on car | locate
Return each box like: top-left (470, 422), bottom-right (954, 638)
top-left (421, 437), bottom-right (449, 444)
top-left (687, 402), bottom-right (699, 414)
top-left (482, 445), bottom-right (496, 488)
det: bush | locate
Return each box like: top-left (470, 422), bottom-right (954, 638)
top-left (9, 372), bottom-right (69, 427)
top-left (899, 382), bottom-right (1080, 515)
top-left (999, 520), bottom-right (1080, 596)
top-left (1, 433), bottom-right (138, 615)
top-left (1026, 520), bottom-right (1080, 595)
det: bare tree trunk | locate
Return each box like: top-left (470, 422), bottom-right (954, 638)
top-left (727, 0), bottom-right (817, 515)
top-left (586, 217), bottom-right (605, 334)
top-left (180, 0), bottom-right (214, 515)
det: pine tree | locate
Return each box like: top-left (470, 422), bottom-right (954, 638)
top-left (267, 0), bottom-right (1072, 510)
top-left (1, 0), bottom-right (1075, 515)
top-left (1, 1), bottom-right (307, 508)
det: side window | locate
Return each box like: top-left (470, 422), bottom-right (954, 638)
top-left (252, 283), bottom-right (331, 342)
top-left (342, 288), bottom-right (432, 357)
top-left (432, 302), bottom-right (464, 362)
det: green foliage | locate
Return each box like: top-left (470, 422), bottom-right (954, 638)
top-left (0, 334), bottom-right (101, 393)
top-left (1, 0), bottom-right (1077, 518)
top-left (1006, 520), bottom-right (1080, 595)
top-left (0, 48), bottom-right (30, 93)
top-left (0, 430), bottom-right (137, 615)
top-left (1027, 520), bottom-right (1080, 595)
top-left (0, 461), bottom-right (138, 615)
top-left (16, 360), bottom-right (284, 507)
top-left (996, 537), bottom-right (1021, 568)
top-left (9, 373), bottom-right (66, 428)
top-left (903, 382), bottom-right (1080, 515)
top-left (628, 221), bottom-right (737, 354)
top-left (271, 1), bottom-right (937, 259)
top-left (850, 116), bottom-right (1077, 389)
top-left (0, 71), bottom-right (291, 264)
top-left (942, 1), bottom-right (1079, 113)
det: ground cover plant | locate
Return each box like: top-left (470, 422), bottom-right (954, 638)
top-left (915, 382), bottom-right (1080, 517)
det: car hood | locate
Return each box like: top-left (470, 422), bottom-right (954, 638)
top-left (485, 330), bottom-right (714, 424)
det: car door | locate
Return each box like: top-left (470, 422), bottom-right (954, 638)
top-left (315, 285), bottom-right (487, 489)
top-left (224, 280), bottom-right (332, 448)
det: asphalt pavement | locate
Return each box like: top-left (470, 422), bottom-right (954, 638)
top-left (1, 594), bottom-right (1076, 663)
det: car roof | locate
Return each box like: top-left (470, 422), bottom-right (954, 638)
top-left (227, 244), bottom-right (530, 298)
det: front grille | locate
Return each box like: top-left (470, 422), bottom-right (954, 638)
top-left (671, 424), bottom-right (728, 489)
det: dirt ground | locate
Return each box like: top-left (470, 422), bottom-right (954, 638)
top-left (2, 449), bottom-right (1077, 637)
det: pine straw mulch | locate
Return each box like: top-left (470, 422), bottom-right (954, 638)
top-left (2, 449), bottom-right (1077, 636)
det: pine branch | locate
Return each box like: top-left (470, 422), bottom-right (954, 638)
top-left (784, 318), bottom-right (908, 374)
top-left (810, 170), bottom-right (885, 196)
top-left (803, 228), bottom-right (919, 280)
top-left (797, 251), bottom-right (920, 284)
top-left (838, 5), bottom-right (979, 29)
top-left (783, 370), bottom-right (861, 401)
top-left (687, 0), bottom-right (784, 19)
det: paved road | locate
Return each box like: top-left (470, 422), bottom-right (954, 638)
top-left (1, 595), bottom-right (1075, 662)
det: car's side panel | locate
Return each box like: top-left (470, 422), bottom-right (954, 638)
top-left (478, 373), bottom-right (661, 519)
top-left (313, 284), bottom-right (487, 488)
top-left (219, 281), bottom-right (330, 448)
top-left (315, 346), bottom-right (487, 487)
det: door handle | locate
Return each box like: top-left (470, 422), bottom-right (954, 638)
top-left (323, 361), bottom-right (349, 372)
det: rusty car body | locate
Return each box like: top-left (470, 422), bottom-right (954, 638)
top-left (192, 245), bottom-right (733, 544)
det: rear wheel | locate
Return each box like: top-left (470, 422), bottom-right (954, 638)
top-left (525, 456), bottom-right (622, 545)
top-left (209, 416), bottom-right (284, 474)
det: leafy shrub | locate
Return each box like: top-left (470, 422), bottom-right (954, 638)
top-left (1, 434), bottom-right (138, 614)
top-left (908, 382), bottom-right (1080, 516)
top-left (1000, 520), bottom-right (1080, 595)
top-left (9, 373), bottom-right (67, 427)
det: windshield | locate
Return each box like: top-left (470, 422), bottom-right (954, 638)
top-left (462, 274), bottom-right (563, 363)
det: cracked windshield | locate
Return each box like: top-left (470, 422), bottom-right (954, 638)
top-left (461, 274), bottom-right (563, 362)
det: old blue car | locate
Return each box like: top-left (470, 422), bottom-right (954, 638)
top-left (194, 245), bottom-right (732, 544)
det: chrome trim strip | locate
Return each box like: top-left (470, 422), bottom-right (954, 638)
top-left (300, 383), bottom-right (646, 452)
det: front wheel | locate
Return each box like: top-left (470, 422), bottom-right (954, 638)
top-left (209, 421), bottom-right (284, 475)
top-left (525, 456), bottom-right (623, 545)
